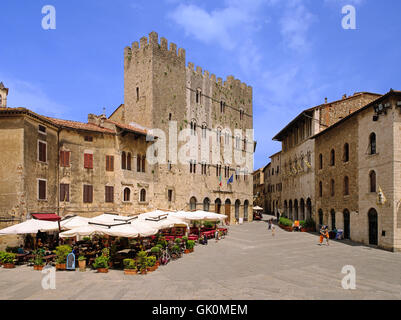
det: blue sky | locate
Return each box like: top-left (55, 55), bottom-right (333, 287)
top-left (1, 0), bottom-right (400, 170)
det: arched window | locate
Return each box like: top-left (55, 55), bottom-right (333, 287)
top-left (318, 209), bottom-right (323, 226)
top-left (369, 133), bottom-right (376, 155)
top-left (140, 189), bottom-right (146, 202)
top-left (201, 123), bottom-right (207, 139)
top-left (127, 152), bottom-right (132, 170)
top-left (319, 181), bottom-right (323, 197)
top-left (319, 154), bottom-right (323, 170)
top-left (141, 155), bottom-right (146, 173)
top-left (330, 179), bottom-right (335, 197)
top-left (220, 101), bottom-right (225, 113)
top-left (235, 200), bottom-right (241, 221)
top-left (244, 200), bottom-right (249, 221)
top-left (203, 198), bottom-right (210, 211)
top-left (344, 176), bottom-right (349, 195)
top-left (190, 120), bottom-right (197, 136)
top-left (330, 209), bottom-right (336, 229)
top-left (137, 154), bottom-right (141, 172)
top-left (369, 170), bottom-right (376, 193)
top-left (121, 151), bottom-right (127, 170)
top-left (123, 188), bottom-right (130, 202)
top-left (343, 143), bottom-right (349, 162)
top-left (190, 197), bottom-right (197, 211)
top-left (196, 88), bottom-right (201, 104)
top-left (330, 149), bottom-right (335, 166)
top-left (215, 198), bottom-right (222, 213)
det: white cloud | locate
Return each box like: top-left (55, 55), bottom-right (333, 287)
top-left (168, 0), bottom-right (265, 51)
top-left (279, 0), bottom-right (316, 52)
top-left (0, 75), bottom-right (69, 118)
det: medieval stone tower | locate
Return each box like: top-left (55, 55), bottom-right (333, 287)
top-left (114, 31), bottom-right (254, 222)
top-left (0, 82), bottom-right (8, 108)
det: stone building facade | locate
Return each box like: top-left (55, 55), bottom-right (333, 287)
top-left (0, 31), bottom-right (254, 248)
top-left (265, 151), bottom-right (282, 217)
top-left (313, 90), bottom-right (401, 252)
top-left (113, 31), bottom-right (254, 224)
top-left (252, 167), bottom-right (264, 208)
top-left (272, 92), bottom-right (381, 222)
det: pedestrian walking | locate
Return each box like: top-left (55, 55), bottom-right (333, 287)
top-left (268, 220), bottom-right (272, 230)
top-left (325, 227), bottom-right (330, 246)
top-left (319, 226), bottom-right (325, 245)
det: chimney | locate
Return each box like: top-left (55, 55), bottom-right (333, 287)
top-left (324, 97), bottom-right (328, 104)
top-left (342, 94), bottom-right (347, 100)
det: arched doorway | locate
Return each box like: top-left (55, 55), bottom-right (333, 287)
top-left (289, 200), bottom-right (293, 220)
top-left (294, 199), bottom-right (299, 220)
top-left (235, 200), bottom-right (241, 222)
top-left (215, 198), bottom-right (222, 213)
top-left (343, 209), bottom-right (350, 239)
top-left (284, 200), bottom-right (288, 217)
top-left (330, 209), bottom-right (336, 230)
top-left (368, 208), bottom-right (378, 245)
top-left (225, 199), bottom-right (231, 224)
top-left (306, 198), bottom-right (312, 220)
top-left (190, 197), bottom-right (197, 211)
top-left (300, 198), bottom-right (305, 220)
top-left (318, 209), bottom-right (323, 227)
top-left (276, 200), bottom-right (280, 219)
top-left (203, 198), bottom-right (210, 211)
top-left (243, 200), bottom-right (249, 221)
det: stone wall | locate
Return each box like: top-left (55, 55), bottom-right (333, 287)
top-left (315, 115), bottom-right (359, 232)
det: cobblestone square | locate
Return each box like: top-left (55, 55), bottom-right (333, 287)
top-left (1, 216), bottom-right (400, 300)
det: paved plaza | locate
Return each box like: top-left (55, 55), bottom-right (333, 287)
top-left (1, 215), bottom-right (401, 300)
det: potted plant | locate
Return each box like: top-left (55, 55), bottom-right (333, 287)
top-left (123, 259), bottom-right (137, 275)
top-left (54, 245), bottom-right (72, 270)
top-left (93, 255), bottom-right (109, 273)
top-left (150, 246), bottom-right (161, 266)
top-left (136, 250), bottom-right (148, 274)
top-left (146, 256), bottom-right (157, 272)
top-left (0, 251), bottom-right (6, 266)
top-left (2, 252), bottom-right (16, 268)
top-left (78, 256), bottom-right (86, 271)
top-left (186, 240), bottom-right (195, 253)
top-left (279, 217), bottom-right (294, 232)
top-left (33, 249), bottom-right (45, 271)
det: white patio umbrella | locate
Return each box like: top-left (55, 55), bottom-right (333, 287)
top-left (60, 216), bottom-right (90, 230)
top-left (59, 219), bottom-right (158, 238)
top-left (253, 206), bottom-right (264, 211)
top-left (0, 219), bottom-right (59, 235)
top-left (58, 224), bottom-right (107, 238)
top-left (170, 210), bottom-right (227, 222)
top-left (139, 210), bottom-right (189, 229)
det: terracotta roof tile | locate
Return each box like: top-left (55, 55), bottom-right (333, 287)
top-left (45, 117), bottom-right (115, 133)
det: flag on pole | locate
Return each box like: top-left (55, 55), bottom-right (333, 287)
top-left (227, 174), bottom-right (234, 185)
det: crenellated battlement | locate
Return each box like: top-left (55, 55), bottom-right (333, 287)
top-left (186, 61), bottom-right (252, 95)
top-left (124, 31), bottom-right (186, 69)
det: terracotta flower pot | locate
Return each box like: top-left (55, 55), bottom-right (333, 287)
top-left (56, 263), bottom-right (66, 271)
top-left (3, 263), bottom-right (15, 269)
top-left (97, 268), bottom-right (108, 273)
top-left (140, 269), bottom-right (147, 275)
top-left (34, 265), bottom-right (44, 271)
top-left (78, 260), bottom-right (86, 271)
top-left (124, 269), bottom-right (137, 275)
top-left (184, 249), bottom-right (190, 254)
top-left (189, 248), bottom-right (194, 253)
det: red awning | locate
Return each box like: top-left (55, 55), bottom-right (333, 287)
top-left (31, 213), bottom-right (61, 222)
